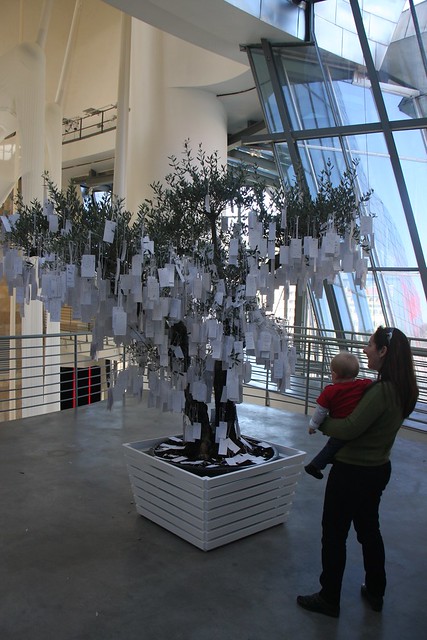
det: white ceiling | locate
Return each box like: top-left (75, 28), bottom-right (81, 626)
top-left (101, 0), bottom-right (304, 136)
top-left (102, 0), bottom-right (301, 65)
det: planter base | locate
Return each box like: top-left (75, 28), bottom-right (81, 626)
top-left (123, 437), bottom-right (306, 551)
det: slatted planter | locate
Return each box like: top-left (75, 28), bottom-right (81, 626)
top-left (123, 437), bottom-right (306, 551)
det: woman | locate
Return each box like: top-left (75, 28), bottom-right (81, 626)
top-left (297, 326), bottom-right (419, 618)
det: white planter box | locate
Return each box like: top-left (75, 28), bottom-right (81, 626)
top-left (123, 437), bottom-right (306, 551)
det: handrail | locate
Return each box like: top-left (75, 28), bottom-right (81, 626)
top-left (62, 105), bottom-right (117, 144)
top-left (244, 326), bottom-right (427, 430)
top-left (1, 327), bottom-right (426, 431)
top-left (0, 331), bottom-right (124, 422)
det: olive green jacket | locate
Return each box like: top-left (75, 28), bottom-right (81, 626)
top-left (320, 381), bottom-right (403, 466)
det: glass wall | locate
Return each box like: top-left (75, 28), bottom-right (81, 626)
top-left (246, 0), bottom-right (427, 340)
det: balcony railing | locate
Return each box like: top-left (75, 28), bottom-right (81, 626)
top-left (1, 327), bottom-right (426, 432)
top-left (62, 105), bottom-right (117, 144)
top-left (0, 332), bottom-right (124, 422)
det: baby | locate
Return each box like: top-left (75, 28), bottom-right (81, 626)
top-left (305, 351), bottom-right (372, 479)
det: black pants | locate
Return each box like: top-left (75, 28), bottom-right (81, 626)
top-left (319, 460), bottom-right (391, 606)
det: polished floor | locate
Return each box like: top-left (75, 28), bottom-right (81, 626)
top-left (0, 395), bottom-right (426, 640)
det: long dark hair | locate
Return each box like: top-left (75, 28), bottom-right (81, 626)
top-left (373, 326), bottom-right (419, 418)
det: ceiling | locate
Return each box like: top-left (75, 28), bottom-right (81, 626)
top-left (102, 0), bottom-right (303, 65)
top-left (101, 0), bottom-right (305, 139)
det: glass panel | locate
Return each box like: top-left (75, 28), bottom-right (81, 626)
top-left (272, 46), bottom-right (336, 131)
top-left (334, 273), bottom-right (375, 334)
top-left (342, 133), bottom-right (417, 267)
top-left (393, 129), bottom-right (427, 259)
top-left (310, 287), bottom-right (334, 334)
top-left (296, 137), bottom-right (346, 193)
top-left (274, 142), bottom-right (295, 185)
top-left (279, 137), bottom-right (346, 195)
top-left (318, 273), bottom-right (385, 341)
top-left (381, 84), bottom-right (427, 121)
top-left (374, 271), bottom-right (427, 338)
top-left (331, 72), bottom-right (380, 125)
top-left (228, 144), bottom-right (279, 184)
top-left (246, 28), bottom-right (427, 339)
top-left (332, 279), bottom-right (353, 330)
top-left (380, 2), bottom-right (427, 118)
top-left (250, 49), bottom-right (282, 133)
top-left (363, 272), bottom-right (387, 331)
top-left (272, 45), bottom-right (380, 129)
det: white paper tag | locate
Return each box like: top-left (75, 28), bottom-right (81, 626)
top-left (49, 214), bottom-right (59, 233)
top-left (103, 220), bottom-right (117, 243)
top-left (81, 254), bottom-right (96, 278)
top-left (360, 216), bottom-right (373, 235)
top-left (131, 254), bottom-right (143, 276)
top-left (147, 276), bottom-right (160, 301)
top-left (112, 307), bottom-right (127, 335)
top-left (215, 421), bottom-right (228, 443)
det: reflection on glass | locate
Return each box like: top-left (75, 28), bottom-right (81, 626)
top-left (342, 133), bottom-right (416, 267)
top-left (245, 1), bottom-right (427, 339)
top-left (310, 286), bottom-right (334, 335)
top-left (273, 46), bottom-right (335, 131)
top-left (382, 86), bottom-right (425, 120)
top-left (251, 50), bottom-right (282, 133)
top-left (380, 2), bottom-right (427, 118)
top-left (228, 145), bottom-right (279, 185)
top-left (335, 272), bottom-right (376, 334)
top-left (296, 138), bottom-right (346, 195)
top-left (275, 45), bottom-right (381, 129)
top-left (333, 75), bottom-right (380, 125)
top-left (393, 129), bottom-right (427, 259)
top-left (373, 271), bottom-right (426, 338)
top-left (294, 132), bottom-right (422, 331)
top-left (274, 142), bottom-right (295, 185)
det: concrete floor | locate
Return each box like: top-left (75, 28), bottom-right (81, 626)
top-left (0, 395), bottom-right (426, 640)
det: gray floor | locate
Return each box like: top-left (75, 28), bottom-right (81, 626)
top-left (1, 395), bottom-right (426, 640)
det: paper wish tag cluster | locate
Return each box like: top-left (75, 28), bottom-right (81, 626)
top-left (0, 207), bottom-right (372, 416)
top-left (258, 212), bottom-right (373, 297)
top-left (104, 254), bottom-right (297, 412)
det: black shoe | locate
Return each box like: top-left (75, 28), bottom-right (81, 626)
top-left (361, 584), bottom-right (383, 612)
top-left (304, 463), bottom-right (323, 479)
top-left (297, 592), bottom-right (339, 618)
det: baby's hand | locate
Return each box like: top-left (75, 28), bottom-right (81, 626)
top-left (309, 427), bottom-right (316, 435)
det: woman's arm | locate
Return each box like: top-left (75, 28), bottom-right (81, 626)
top-left (319, 383), bottom-right (389, 440)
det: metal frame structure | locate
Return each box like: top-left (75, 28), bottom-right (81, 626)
top-left (241, 2), bottom-right (427, 337)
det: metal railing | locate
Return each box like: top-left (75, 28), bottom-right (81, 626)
top-left (1, 327), bottom-right (426, 431)
top-left (0, 332), bottom-right (124, 422)
top-left (62, 105), bottom-right (117, 144)
top-left (244, 326), bottom-right (427, 431)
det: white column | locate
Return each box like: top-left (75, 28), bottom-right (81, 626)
top-left (44, 1), bottom-right (83, 414)
top-left (21, 261), bottom-right (44, 418)
top-left (113, 12), bottom-right (132, 201)
top-left (20, 2), bottom-right (51, 417)
top-left (125, 22), bottom-right (227, 214)
top-left (46, 0), bottom-right (83, 187)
